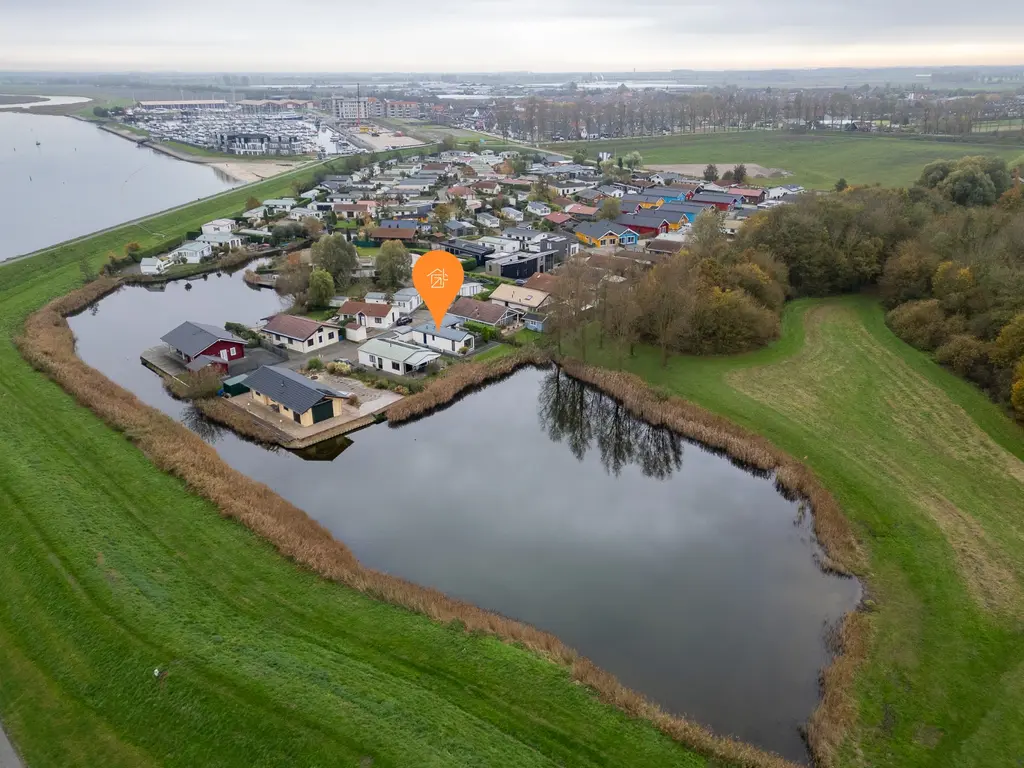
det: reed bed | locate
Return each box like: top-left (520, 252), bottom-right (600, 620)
top-left (17, 277), bottom-right (868, 768)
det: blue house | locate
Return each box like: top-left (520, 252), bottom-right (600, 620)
top-left (524, 312), bottom-right (548, 332)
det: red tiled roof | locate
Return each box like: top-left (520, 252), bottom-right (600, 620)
top-left (366, 227), bottom-right (416, 240)
top-left (565, 204), bottom-right (598, 216)
top-left (338, 300), bottom-right (392, 317)
top-left (544, 212), bottom-right (572, 225)
top-left (262, 314), bottom-right (335, 341)
top-left (524, 272), bottom-right (560, 292)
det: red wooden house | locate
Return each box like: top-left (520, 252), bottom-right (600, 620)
top-left (687, 191), bottom-right (742, 211)
top-left (161, 321), bottom-right (246, 374)
top-left (729, 187), bottom-right (768, 205)
top-left (616, 212), bottom-right (671, 238)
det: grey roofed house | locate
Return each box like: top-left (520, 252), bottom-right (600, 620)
top-left (690, 192), bottom-right (742, 205)
top-left (160, 321), bottom-right (244, 359)
top-left (448, 297), bottom-right (517, 326)
top-left (411, 317), bottom-right (472, 343)
top-left (243, 365), bottom-right (351, 415)
top-left (576, 188), bottom-right (604, 202)
top-left (575, 220), bottom-right (631, 240)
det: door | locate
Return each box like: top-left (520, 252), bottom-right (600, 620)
top-left (220, 349), bottom-right (229, 361)
top-left (311, 400), bottom-right (335, 424)
top-left (377, 357), bottom-right (383, 370)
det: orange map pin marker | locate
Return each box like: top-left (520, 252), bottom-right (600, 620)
top-left (413, 249), bottom-right (465, 330)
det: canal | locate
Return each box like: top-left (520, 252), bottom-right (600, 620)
top-left (68, 272), bottom-right (860, 762)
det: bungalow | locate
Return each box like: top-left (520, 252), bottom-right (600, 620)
top-left (242, 206), bottom-right (266, 222)
top-left (489, 283), bottom-right (551, 314)
top-left (642, 186), bottom-right (690, 202)
top-left (169, 241), bottom-right (213, 264)
top-left (689, 192), bottom-right (741, 211)
top-left (550, 179), bottom-right (594, 196)
top-left (244, 365), bottom-right (351, 426)
top-left (616, 212), bottom-right (672, 238)
top-left (259, 313), bottom-right (342, 352)
top-left (201, 218), bottom-right (235, 235)
top-left (729, 187), bottom-right (768, 205)
top-left (471, 180), bottom-right (501, 196)
top-left (501, 206), bottom-right (525, 222)
top-left (333, 202), bottom-right (372, 220)
top-left (659, 201), bottom-right (717, 225)
top-left (445, 220), bottom-right (477, 237)
top-left (393, 178), bottom-right (435, 194)
top-left (140, 256), bottom-right (172, 276)
top-left (358, 337), bottom-right (440, 374)
top-left (564, 203), bottom-right (598, 220)
top-left (502, 227), bottom-right (548, 247)
top-left (544, 212), bottom-right (573, 227)
top-left (438, 235), bottom-right (491, 259)
top-left (448, 297), bottom-right (518, 327)
top-left (476, 212), bottom-right (501, 228)
top-left (287, 207), bottom-right (324, 221)
top-left (620, 193), bottom-right (666, 210)
top-left (526, 201), bottom-right (551, 217)
top-left (523, 312), bottom-right (549, 332)
top-left (574, 221), bottom-right (639, 248)
top-left (596, 184), bottom-right (624, 198)
top-left (768, 184), bottom-right (805, 199)
top-left (197, 231), bottom-right (244, 249)
top-left (366, 288), bottom-right (421, 314)
top-left (366, 226), bottom-right (417, 243)
top-left (575, 188), bottom-right (606, 204)
top-left (262, 198), bottom-right (298, 214)
top-left (337, 300), bottom-right (401, 329)
top-left (410, 316), bottom-right (475, 355)
top-left (160, 321), bottom-right (246, 373)
top-left (459, 281), bottom-right (485, 297)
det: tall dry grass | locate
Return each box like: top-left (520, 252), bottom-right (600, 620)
top-left (16, 277), bottom-right (867, 768)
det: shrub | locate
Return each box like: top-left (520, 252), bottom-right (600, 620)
top-left (688, 288), bottom-right (780, 354)
top-left (347, 394), bottom-right (361, 408)
top-left (306, 357), bottom-right (324, 372)
top-left (392, 385), bottom-right (411, 396)
top-left (1011, 360), bottom-right (1024, 420)
top-left (935, 334), bottom-right (992, 383)
top-left (886, 299), bottom-right (949, 351)
top-left (174, 368), bottom-right (223, 400)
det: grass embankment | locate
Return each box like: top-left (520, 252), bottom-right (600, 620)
top-left (0, 173), bottom-right (738, 765)
top-left (585, 296), bottom-right (1024, 767)
top-left (549, 133), bottom-right (1024, 189)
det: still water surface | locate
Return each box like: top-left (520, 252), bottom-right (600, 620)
top-left (68, 273), bottom-right (859, 762)
top-left (0, 111), bottom-right (238, 262)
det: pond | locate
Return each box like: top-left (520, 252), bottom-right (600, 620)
top-left (68, 272), bottom-right (859, 763)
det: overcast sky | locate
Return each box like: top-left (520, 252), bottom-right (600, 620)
top-left (2, 0), bottom-right (1022, 72)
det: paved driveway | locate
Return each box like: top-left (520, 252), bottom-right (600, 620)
top-left (0, 725), bottom-right (22, 768)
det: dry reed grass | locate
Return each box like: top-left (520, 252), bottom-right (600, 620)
top-left (17, 278), bottom-right (868, 768)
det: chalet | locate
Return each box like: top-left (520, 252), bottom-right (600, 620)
top-left (244, 365), bottom-right (351, 426)
top-left (689, 192), bottom-right (741, 211)
top-left (768, 184), bottom-right (805, 199)
top-left (448, 297), bottom-right (518, 327)
top-left (459, 281), bottom-right (485, 297)
top-left (729, 187), bottom-right (768, 205)
top-left (523, 312), bottom-right (549, 332)
top-left (333, 202), bottom-right (373, 220)
top-left (201, 218), bottom-right (235, 235)
top-left (197, 231), bottom-right (244, 249)
top-left (337, 300), bottom-right (401, 329)
top-left (659, 201), bottom-right (717, 225)
top-left (288, 207), bottom-right (324, 222)
top-left (409, 317), bottom-right (475, 355)
top-left (549, 179), bottom-right (594, 196)
top-left (616, 212), bottom-right (672, 238)
top-left (263, 198), bottom-right (297, 214)
top-left (160, 321), bottom-right (246, 373)
top-left (564, 203), bottom-right (598, 220)
top-left (620, 193), bottom-right (666, 209)
top-left (575, 188), bottom-right (605, 204)
top-left (471, 180), bottom-right (501, 196)
top-left (259, 314), bottom-right (342, 352)
top-left (476, 212), bottom-right (501, 228)
top-left (489, 283), bottom-right (551, 314)
top-left (357, 337), bottom-right (440, 374)
top-left (140, 256), bottom-right (172, 276)
top-left (365, 288), bottom-right (421, 314)
top-left (526, 201), bottom-right (551, 217)
top-left (574, 221), bottom-right (639, 248)
top-left (501, 206), bottom-right (525, 222)
top-left (596, 184), bottom-right (624, 198)
top-left (168, 241), bottom-right (213, 265)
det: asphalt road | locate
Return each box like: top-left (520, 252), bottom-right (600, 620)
top-left (0, 724), bottom-right (22, 768)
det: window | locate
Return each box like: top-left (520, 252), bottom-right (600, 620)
top-left (275, 334), bottom-right (281, 342)
top-left (374, 317), bottom-right (381, 324)
top-left (293, 411), bottom-right (301, 423)
top-left (368, 355), bottom-right (376, 364)
top-left (230, 347), bottom-right (237, 357)
top-left (328, 331), bottom-right (335, 340)
top-left (306, 339), bottom-right (314, 347)
top-left (317, 336), bottom-right (323, 344)
top-left (391, 361), bottom-right (400, 371)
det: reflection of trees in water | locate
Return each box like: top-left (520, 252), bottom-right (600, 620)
top-left (537, 369), bottom-right (683, 479)
top-left (181, 405), bottom-right (224, 444)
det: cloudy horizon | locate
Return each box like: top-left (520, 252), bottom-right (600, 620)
top-left (2, 0), bottom-right (1023, 72)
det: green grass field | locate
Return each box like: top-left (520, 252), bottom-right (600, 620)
top-left (550, 132), bottom-right (1024, 189)
top-left (0, 174), bottom-right (708, 767)
top-left (586, 296), bottom-right (1024, 766)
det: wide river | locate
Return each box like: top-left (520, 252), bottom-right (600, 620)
top-left (0, 110), bottom-right (238, 262)
top-left (68, 271), bottom-right (859, 762)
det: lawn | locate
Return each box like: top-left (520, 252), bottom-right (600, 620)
top-left (584, 296), bottom-right (1024, 767)
top-left (0, 175), bottom-right (709, 765)
top-left (549, 132), bottom-right (1024, 189)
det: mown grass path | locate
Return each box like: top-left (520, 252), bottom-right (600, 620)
top-left (590, 296), bottom-right (1024, 767)
top-left (0, 172), bottom-right (710, 767)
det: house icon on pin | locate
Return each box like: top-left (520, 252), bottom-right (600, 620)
top-left (428, 268), bottom-right (447, 289)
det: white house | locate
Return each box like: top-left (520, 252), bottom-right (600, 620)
top-left (459, 281), bottom-right (485, 297)
top-left (409, 316), bottom-right (475, 355)
top-left (477, 212), bottom-right (501, 228)
top-left (550, 179), bottom-right (594, 196)
top-left (526, 201), bottom-right (551, 217)
top-left (259, 314), bottom-right (342, 352)
top-left (358, 337), bottom-right (440, 374)
top-left (197, 232), bottom-right (244, 249)
top-left (767, 184), bottom-right (805, 199)
top-left (337, 300), bottom-right (402, 329)
top-left (364, 288), bottom-right (421, 314)
top-left (201, 218), bottom-right (235, 235)
top-left (140, 256), bottom-right (172, 276)
top-left (501, 206), bottom-right (524, 222)
top-left (262, 198), bottom-right (298, 214)
top-left (476, 236), bottom-right (521, 254)
top-left (287, 207), bottom-right (324, 221)
top-left (502, 227), bottom-right (548, 247)
top-left (489, 283), bottom-right (552, 314)
top-left (242, 206), bottom-right (266, 222)
top-left (169, 241), bottom-right (213, 264)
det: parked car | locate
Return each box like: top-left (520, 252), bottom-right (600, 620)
top-left (332, 357), bottom-right (354, 366)
top-left (514, 279), bottom-right (526, 286)
top-left (396, 316), bottom-right (413, 326)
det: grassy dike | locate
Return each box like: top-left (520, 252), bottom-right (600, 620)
top-left (585, 296), bottom-right (1024, 767)
top-left (0, 171), bottom-right (719, 767)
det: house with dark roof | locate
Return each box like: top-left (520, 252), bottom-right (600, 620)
top-left (160, 321), bottom-right (246, 373)
top-left (688, 192), bottom-right (742, 211)
top-left (445, 220), bottom-right (477, 237)
top-left (366, 226), bottom-right (418, 243)
top-left (357, 337), bottom-right (441, 374)
top-left (574, 221), bottom-right (639, 248)
top-left (259, 314), bottom-right (342, 353)
top-left (728, 187), bottom-right (768, 205)
top-left (645, 237), bottom-right (684, 255)
top-left (406, 315), bottom-right (475, 356)
top-left (616, 212), bottom-right (672, 238)
top-left (448, 297), bottom-right (518, 327)
top-left (659, 200), bottom-right (717, 226)
top-left (524, 272), bottom-right (560, 293)
top-left (244, 365), bottom-right (351, 427)
top-left (440, 238), bottom-right (495, 265)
